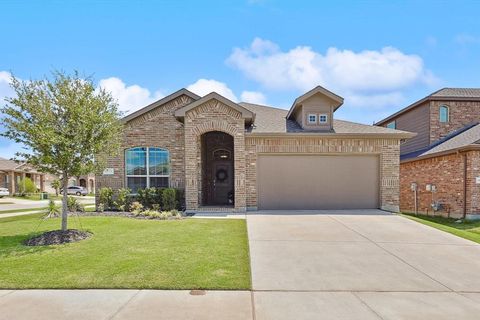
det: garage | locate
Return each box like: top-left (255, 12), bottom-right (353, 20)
top-left (257, 154), bottom-right (380, 210)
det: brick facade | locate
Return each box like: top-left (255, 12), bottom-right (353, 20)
top-left (245, 137), bottom-right (401, 212)
top-left (183, 99), bottom-right (247, 212)
top-left (95, 94), bottom-right (195, 196)
top-left (430, 100), bottom-right (480, 143)
top-left (96, 92), bottom-right (404, 213)
top-left (400, 151), bottom-right (480, 218)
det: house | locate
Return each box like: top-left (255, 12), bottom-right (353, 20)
top-left (96, 86), bottom-right (413, 213)
top-left (376, 88), bottom-right (480, 219)
top-left (43, 174), bottom-right (96, 195)
top-left (0, 157), bottom-right (46, 195)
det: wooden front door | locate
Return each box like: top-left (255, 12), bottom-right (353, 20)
top-left (212, 162), bottom-right (233, 205)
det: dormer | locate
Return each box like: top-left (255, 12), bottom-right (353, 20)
top-left (287, 86), bottom-right (344, 131)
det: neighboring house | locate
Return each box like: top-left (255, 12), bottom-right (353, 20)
top-left (96, 86), bottom-right (412, 213)
top-left (376, 88), bottom-right (480, 219)
top-left (0, 157), bottom-right (46, 195)
top-left (44, 174), bottom-right (96, 194)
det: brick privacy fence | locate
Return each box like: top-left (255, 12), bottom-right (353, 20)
top-left (400, 151), bottom-right (480, 218)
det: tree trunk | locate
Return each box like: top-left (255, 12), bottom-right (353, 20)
top-left (61, 174), bottom-right (69, 231)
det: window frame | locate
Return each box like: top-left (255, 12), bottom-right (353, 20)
top-left (386, 121), bottom-right (396, 129)
top-left (318, 114), bottom-right (328, 124)
top-left (439, 105), bottom-right (449, 123)
top-left (307, 114), bottom-right (317, 124)
top-left (125, 147), bottom-right (170, 193)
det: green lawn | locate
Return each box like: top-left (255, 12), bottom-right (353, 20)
top-left (0, 207), bottom-right (48, 214)
top-left (0, 214), bottom-right (251, 289)
top-left (403, 213), bottom-right (480, 244)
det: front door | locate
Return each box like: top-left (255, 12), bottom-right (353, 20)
top-left (212, 162), bottom-right (233, 205)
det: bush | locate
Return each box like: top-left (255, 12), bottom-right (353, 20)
top-left (67, 196), bottom-right (84, 212)
top-left (114, 188), bottom-right (131, 211)
top-left (137, 187), bottom-right (158, 209)
top-left (130, 201), bottom-right (143, 215)
top-left (99, 187), bottom-right (114, 209)
top-left (162, 188), bottom-right (177, 211)
top-left (18, 177), bottom-right (37, 195)
top-left (175, 189), bottom-right (185, 210)
top-left (44, 199), bottom-right (60, 218)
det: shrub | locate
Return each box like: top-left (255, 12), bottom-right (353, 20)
top-left (114, 188), bottom-right (131, 211)
top-left (130, 201), bottom-right (143, 215)
top-left (162, 188), bottom-right (177, 211)
top-left (44, 199), bottom-right (60, 218)
top-left (99, 187), bottom-right (114, 209)
top-left (67, 196), bottom-right (84, 212)
top-left (18, 177), bottom-right (37, 195)
top-left (137, 187), bottom-right (157, 208)
top-left (175, 188), bottom-right (185, 210)
top-left (97, 203), bottom-right (105, 213)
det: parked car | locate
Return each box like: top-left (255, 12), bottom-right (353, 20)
top-left (60, 186), bottom-right (88, 196)
top-left (0, 187), bottom-right (9, 198)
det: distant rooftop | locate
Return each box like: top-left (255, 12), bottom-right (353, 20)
top-left (376, 87), bottom-right (480, 125)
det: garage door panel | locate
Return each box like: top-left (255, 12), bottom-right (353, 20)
top-left (257, 155), bottom-right (379, 210)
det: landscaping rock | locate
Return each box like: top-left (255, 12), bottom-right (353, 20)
top-left (25, 229), bottom-right (92, 246)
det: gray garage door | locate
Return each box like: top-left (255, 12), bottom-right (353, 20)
top-left (257, 154), bottom-right (380, 210)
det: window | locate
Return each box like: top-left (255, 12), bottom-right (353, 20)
top-left (386, 121), bottom-right (396, 129)
top-left (439, 105), bottom-right (449, 123)
top-left (319, 114), bottom-right (328, 123)
top-left (125, 147), bottom-right (170, 193)
top-left (308, 114), bottom-right (317, 124)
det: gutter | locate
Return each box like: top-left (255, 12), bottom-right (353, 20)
top-left (463, 152), bottom-right (468, 219)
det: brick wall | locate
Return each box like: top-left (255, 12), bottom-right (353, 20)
top-left (95, 94), bottom-right (195, 199)
top-left (430, 100), bottom-right (480, 143)
top-left (245, 136), bottom-right (401, 212)
top-left (400, 151), bottom-right (480, 218)
top-left (183, 99), bottom-right (247, 212)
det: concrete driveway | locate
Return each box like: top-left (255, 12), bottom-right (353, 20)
top-left (248, 210), bottom-right (480, 319)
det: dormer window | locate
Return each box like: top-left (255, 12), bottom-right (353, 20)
top-left (308, 114), bottom-right (317, 124)
top-left (319, 114), bottom-right (328, 123)
top-left (439, 105), bottom-right (449, 123)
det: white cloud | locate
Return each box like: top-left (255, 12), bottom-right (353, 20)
top-left (240, 90), bottom-right (267, 105)
top-left (227, 38), bottom-right (438, 108)
top-left (98, 77), bottom-right (164, 114)
top-left (187, 78), bottom-right (238, 101)
top-left (455, 33), bottom-right (480, 45)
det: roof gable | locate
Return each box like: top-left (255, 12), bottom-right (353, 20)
top-left (122, 88), bottom-right (200, 123)
top-left (174, 92), bottom-right (255, 124)
top-left (286, 86), bottom-right (344, 120)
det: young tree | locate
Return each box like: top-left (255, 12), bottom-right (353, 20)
top-left (51, 179), bottom-right (61, 196)
top-left (1, 71), bottom-right (122, 231)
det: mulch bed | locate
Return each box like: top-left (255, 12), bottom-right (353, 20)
top-left (25, 229), bottom-right (92, 246)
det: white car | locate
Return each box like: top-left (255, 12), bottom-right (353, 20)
top-left (0, 187), bottom-right (9, 198)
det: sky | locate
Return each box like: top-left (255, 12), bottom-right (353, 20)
top-left (1, 0), bottom-right (480, 158)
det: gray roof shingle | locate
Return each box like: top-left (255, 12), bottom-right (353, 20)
top-left (431, 88), bottom-right (480, 98)
top-left (421, 123), bottom-right (480, 156)
top-left (240, 102), bottom-right (413, 136)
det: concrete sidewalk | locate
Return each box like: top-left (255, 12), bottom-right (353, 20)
top-left (0, 290), bottom-right (253, 320)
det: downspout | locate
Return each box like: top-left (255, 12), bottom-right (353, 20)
top-left (463, 152), bottom-right (468, 220)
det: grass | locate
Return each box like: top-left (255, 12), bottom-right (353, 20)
top-left (402, 213), bottom-right (480, 244)
top-left (0, 202), bottom-right (14, 205)
top-left (0, 214), bottom-right (251, 289)
top-left (0, 207), bottom-right (48, 214)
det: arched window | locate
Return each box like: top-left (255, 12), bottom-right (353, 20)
top-left (125, 147), bottom-right (170, 193)
top-left (439, 105), bottom-right (449, 123)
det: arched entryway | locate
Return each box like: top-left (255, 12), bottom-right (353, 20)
top-left (89, 179), bottom-right (94, 194)
top-left (79, 178), bottom-right (86, 188)
top-left (201, 131), bottom-right (234, 206)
